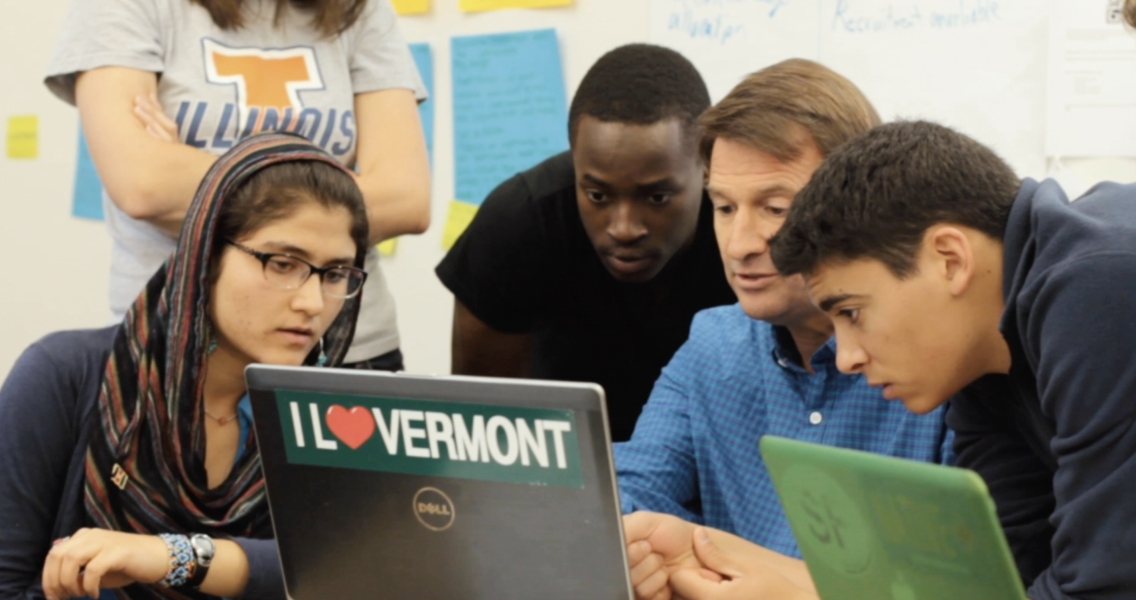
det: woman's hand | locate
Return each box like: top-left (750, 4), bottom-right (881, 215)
top-left (41, 528), bottom-right (169, 599)
top-left (133, 92), bottom-right (179, 143)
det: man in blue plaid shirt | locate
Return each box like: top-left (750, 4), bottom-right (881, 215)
top-left (616, 60), bottom-right (954, 600)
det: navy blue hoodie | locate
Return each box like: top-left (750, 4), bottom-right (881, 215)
top-left (949, 178), bottom-right (1136, 600)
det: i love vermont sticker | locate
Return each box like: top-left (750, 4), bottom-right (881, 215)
top-left (276, 390), bottom-right (584, 488)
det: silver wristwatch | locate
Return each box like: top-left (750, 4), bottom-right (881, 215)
top-left (187, 534), bottom-right (216, 588)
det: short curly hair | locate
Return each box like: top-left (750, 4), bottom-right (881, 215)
top-left (568, 44), bottom-right (710, 148)
top-left (770, 121), bottom-right (1021, 279)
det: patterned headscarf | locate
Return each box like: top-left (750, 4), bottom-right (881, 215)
top-left (84, 132), bottom-right (364, 598)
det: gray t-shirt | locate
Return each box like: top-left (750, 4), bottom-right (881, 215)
top-left (45, 0), bottom-right (426, 362)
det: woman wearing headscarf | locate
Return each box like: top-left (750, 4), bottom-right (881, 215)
top-left (0, 132), bottom-right (368, 599)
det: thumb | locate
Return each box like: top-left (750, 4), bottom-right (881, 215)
top-left (671, 567), bottom-right (721, 599)
top-left (690, 527), bottom-right (743, 579)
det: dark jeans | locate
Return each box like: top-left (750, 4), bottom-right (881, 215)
top-left (341, 348), bottom-right (404, 372)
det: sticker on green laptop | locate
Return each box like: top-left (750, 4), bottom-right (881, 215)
top-left (276, 390), bottom-right (584, 488)
top-left (782, 464), bottom-right (874, 575)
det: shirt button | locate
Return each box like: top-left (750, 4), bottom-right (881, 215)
top-left (809, 411), bottom-right (823, 425)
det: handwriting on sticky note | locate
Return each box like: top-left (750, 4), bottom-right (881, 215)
top-left (442, 200), bottom-right (480, 250)
top-left (6, 115), bottom-right (38, 159)
top-left (391, 0), bottom-right (430, 14)
top-left (452, 29), bottom-right (568, 206)
top-left (459, 0), bottom-right (571, 12)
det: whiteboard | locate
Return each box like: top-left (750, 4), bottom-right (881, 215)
top-left (8, 0), bottom-right (1134, 381)
top-left (650, 0), bottom-right (1050, 178)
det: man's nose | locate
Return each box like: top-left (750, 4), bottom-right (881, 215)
top-left (724, 207), bottom-right (773, 261)
top-left (607, 201), bottom-right (648, 244)
top-left (834, 334), bottom-right (868, 375)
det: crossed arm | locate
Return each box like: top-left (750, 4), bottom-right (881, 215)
top-left (76, 66), bottom-right (430, 242)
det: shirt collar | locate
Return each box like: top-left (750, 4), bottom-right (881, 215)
top-left (770, 325), bottom-right (837, 372)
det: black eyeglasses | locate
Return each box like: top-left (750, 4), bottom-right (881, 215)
top-left (225, 239), bottom-right (367, 299)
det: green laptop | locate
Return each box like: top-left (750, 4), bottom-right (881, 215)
top-left (760, 435), bottom-right (1027, 600)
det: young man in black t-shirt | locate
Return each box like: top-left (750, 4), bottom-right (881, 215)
top-left (435, 44), bottom-right (734, 442)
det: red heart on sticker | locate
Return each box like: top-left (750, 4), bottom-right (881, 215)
top-left (325, 405), bottom-right (375, 450)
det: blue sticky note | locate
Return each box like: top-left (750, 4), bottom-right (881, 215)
top-left (410, 42), bottom-right (435, 168)
top-left (71, 126), bottom-right (104, 220)
top-left (451, 28), bottom-right (568, 205)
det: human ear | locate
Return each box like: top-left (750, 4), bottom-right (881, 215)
top-left (927, 226), bottom-right (974, 296)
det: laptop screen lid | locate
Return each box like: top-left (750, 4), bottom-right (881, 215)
top-left (246, 364), bottom-right (633, 600)
top-left (760, 435), bottom-right (1027, 600)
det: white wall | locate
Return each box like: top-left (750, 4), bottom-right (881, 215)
top-left (0, 0), bottom-right (1133, 381)
top-left (0, 0), bottom-right (652, 380)
top-left (0, 0), bottom-right (113, 379)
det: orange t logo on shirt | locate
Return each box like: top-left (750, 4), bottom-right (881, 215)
top-left (203, 39), bottom-right (324, 133)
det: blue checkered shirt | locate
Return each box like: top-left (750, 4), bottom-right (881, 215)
top-left (614, 304), bottom-right (954, 558)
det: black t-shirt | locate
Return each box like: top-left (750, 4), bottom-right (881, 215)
top-left (436, 151), bottom-right (735, 442)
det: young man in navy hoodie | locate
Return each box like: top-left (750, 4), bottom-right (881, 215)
top-left (767, 120), bottom-right (1136, 600)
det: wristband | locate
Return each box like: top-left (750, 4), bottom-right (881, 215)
top-left (157, 533), bottom-right (196, 588)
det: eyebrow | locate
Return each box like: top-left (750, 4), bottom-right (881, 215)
top-left (705, 183), bottom-right (796, 202)
top-left (580, 174), bottom-right (679, 192)
top-left (580, 173), bottom-right (610, 187)
top-left (757, 184), bottom-right (797, 199)
top-left (817, 293), bottom-right (860, 313)
top-left (259, 241), bottom-right (354, 266)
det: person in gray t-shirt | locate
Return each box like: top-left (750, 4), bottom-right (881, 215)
top-left (45, 0), bottom-right (430, 369)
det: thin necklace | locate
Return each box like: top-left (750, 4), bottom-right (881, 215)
top-left (204, 408), bottom-right (238, 425)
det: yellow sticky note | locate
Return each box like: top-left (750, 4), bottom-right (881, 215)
top-left (377, 238), bottom-right (398, 256)
top-left (6, 115), bottom-right (38, 159)
top-left (442, 200), bottom-right (479, 250)
top-left (459, 0), bottom-right (571, 12)
top-left (391, 0), bottom-right (430, 14)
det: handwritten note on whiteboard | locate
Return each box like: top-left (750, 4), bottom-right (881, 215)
top-left (649, 0), bottom-right (818, 100)
top-left (650, 0), bottom-right (1049, 178)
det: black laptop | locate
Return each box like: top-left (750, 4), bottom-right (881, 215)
top-left (246, 364), bottom-right (633, 599)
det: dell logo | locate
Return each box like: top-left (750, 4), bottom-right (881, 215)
top-left (413, 487), bottom-right (456, 531)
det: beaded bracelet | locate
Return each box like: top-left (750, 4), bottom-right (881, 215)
top-left (157, 533), bottom-right (197, 588)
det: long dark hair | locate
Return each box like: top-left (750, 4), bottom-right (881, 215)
top-left (189, 0), bottom-right (368, 36)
